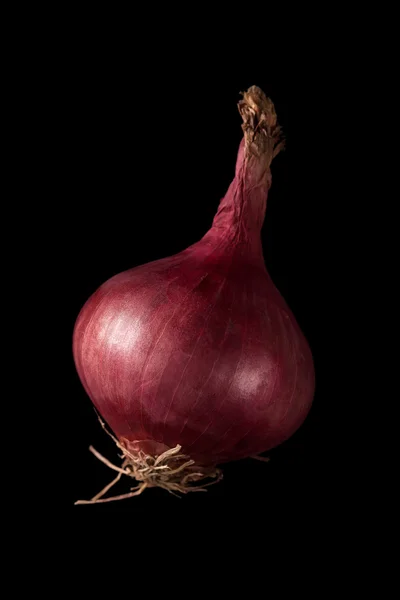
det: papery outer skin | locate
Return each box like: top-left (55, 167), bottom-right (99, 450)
top-left (73, 138), bottom-right (315, 465)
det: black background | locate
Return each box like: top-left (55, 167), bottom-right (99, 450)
top-left (35, 33), bottom-right (350, 527)
top-left (8, 5), bottom-right (391, 584)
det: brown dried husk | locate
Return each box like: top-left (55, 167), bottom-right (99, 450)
top-left (238, 85), bottom-right (285, 163)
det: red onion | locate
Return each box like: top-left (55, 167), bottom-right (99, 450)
top-left (73, 86), bottom-right (315, 502)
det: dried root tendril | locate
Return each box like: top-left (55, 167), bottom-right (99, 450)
top-left (75, 416), bottom-right (271, 505)
top-left (75, 418), bottom-right (223, 505)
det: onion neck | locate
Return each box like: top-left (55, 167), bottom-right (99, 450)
top-left (208, 86), bottom-right (284, 256)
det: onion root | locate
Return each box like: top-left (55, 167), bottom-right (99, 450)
top-left (75, 420), bottom-right (223, 504)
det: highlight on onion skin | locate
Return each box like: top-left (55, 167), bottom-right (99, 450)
top-left (73, 85), bottom-right (315, 503)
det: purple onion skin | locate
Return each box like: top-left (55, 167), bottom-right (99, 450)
top-left (73, 132), bottom-right (315, 466)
